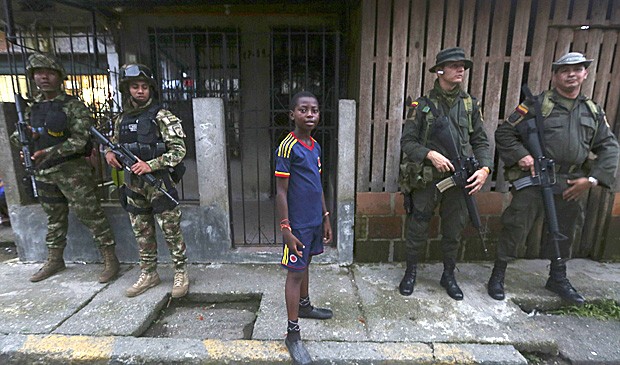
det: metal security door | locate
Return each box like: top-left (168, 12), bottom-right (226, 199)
top-left (229, 28), bottom-right (340, 246)
top-left (149, 27), bottom-right (242, 202)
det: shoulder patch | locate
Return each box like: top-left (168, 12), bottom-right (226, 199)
top-left (507, 111), bottom-right (525, 126)
top-left (515, 103), bottom-right (528, 116)
top-left (157, 109), bottom-right (181, 126)
top-left (405, 96), bottom-right (420, 118)
top-left (405, 95), bottom-right (419, 109)
top-left (158, 109), bottom-right (185, 138)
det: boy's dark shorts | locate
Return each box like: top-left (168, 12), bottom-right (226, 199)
top-left (281, 225), bottom-right (324, 272)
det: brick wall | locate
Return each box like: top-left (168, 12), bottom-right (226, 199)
top-left (355, 191), bottom-right (620, 262)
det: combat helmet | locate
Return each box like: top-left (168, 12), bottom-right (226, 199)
top-left (119, 63), bottom-right (157, 90)
top-left (26, 53), bottom-right (67, 80)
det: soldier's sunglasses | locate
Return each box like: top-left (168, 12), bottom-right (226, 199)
top-left (123, 64), bottom-right (152, 78)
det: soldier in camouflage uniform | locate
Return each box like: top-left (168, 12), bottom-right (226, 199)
top-left (10, 53), bottom-right (119, 283)
top-left (399, 48), bottom-right (492, 300)
top-left (105, 63), bottom-right (189, 298)
top-left (488, 52), bottom-right (619, 305)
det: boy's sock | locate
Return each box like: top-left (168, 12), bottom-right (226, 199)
top-left (286, 319), bottom-right (301, 341)
top-left (299, 296), bottom-right (333, 320)
top-left (285, 319), bottom-right (311, 365)
top-left (299, 296), bottom-right (311, 308)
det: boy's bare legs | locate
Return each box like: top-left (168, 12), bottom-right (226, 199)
top-left (300, 261), bottom-right (310, 298)
top-left (298, 258), bottom-right (333, 320)
top-left (285, 270), bottom-right (305, 321)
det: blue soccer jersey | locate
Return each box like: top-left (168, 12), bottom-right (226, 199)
top-left (275, 132), bottom-right (323, 229)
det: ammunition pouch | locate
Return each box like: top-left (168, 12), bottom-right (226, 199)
top-left (399, 160), bottom-right (427, 193)
top-left (169, 162), bottom-right (186, 184)
top-left (123, 142), bottom-right (166, 161)
top-left (504, 165), bottom-right (527, 183)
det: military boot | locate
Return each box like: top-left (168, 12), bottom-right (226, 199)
top-left (487, 260), bottom-right (507, 300)
top-left (126, 270), bottom-right (161, 297)
top-left (171, 269), bottom-right (189, 298)
top-left (30, 247), bottom-right (66, 282)
top-left (439, 258), bottom-right (463, 300)
top-left (545, 259), bottom-right (585, 305)
top-left (98, 246), bottom-right (120, 283)
top-left (398, 255), bottom-right (417, 296)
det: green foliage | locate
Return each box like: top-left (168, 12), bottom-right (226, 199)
top-left (548, 299), bottom-right (620, 321)
top-left (521, 352), bottom-right (569, 365)
top-left (523, 352), bottom-right (544, 364)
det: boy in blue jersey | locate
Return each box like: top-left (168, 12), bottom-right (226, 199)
top-left (275, 91), bottom-right (333, 365)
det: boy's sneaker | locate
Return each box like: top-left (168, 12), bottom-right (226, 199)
top-left (171, 271), bottom-right (189, 298)
top-left (126, 271), bottom-right (160, 297)
top-left (298, 305), bottom-right (333, 320)
top-left (285, 332), bottom-right (312, 365)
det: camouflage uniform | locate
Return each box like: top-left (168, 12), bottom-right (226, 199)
top-left (110, 99), bottom-right (187, 274)
top-left (11, 93), bottom-right (116, 250)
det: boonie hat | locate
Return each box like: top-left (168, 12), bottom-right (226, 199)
top-left (429, 47), bottom-right (473, 73)
top-left (552, 52), bottom-right (593, 71)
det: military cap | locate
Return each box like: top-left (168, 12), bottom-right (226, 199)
top-left (551, 52), bottom-right (593, 71)
top-left (429, 47), bottom-right (473, 73)
top-left (26, 53), bottom-right (67, 80)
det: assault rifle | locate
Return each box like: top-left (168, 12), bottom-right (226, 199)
top-left (89, 126), bottom-right (179, 207)
top-left (426, 99), bottom-right (488, 255)
top-left (511, 85), bottom-right (565, 261)
top-left (15, 93), bottom-right (38, 198)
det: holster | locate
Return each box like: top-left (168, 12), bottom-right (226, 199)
top-left (152, 187), bottom-right (179, 214)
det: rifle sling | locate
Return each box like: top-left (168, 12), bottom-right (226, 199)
top-left (422, 97), bottom-right (442, 120)
top-left (522, 85), bottom-right (548, 156)
top-left (36, 153), bottom-right (83, 170)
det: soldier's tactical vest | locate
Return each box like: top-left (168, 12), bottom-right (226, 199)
top-left (117, 104), bottom-right (186, 215)
top-left (118, 103), bottom-right (166, 160)
top-left (399, 95), bottom-right (476, 193)
top-left (30, 97), bottom-right (72, 151)
top-left (30, 96), bottom-right (91, 169)
top-left (503, 91), bottom-right (603, 183)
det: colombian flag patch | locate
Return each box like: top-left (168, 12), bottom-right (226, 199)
top-left (411, 100), bottom-right (419, 108)
top-left (516, 104), bottom-right (528, 116)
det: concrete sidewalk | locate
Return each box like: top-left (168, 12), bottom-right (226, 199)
top-left (0, 257), bottom-right (619, 364)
